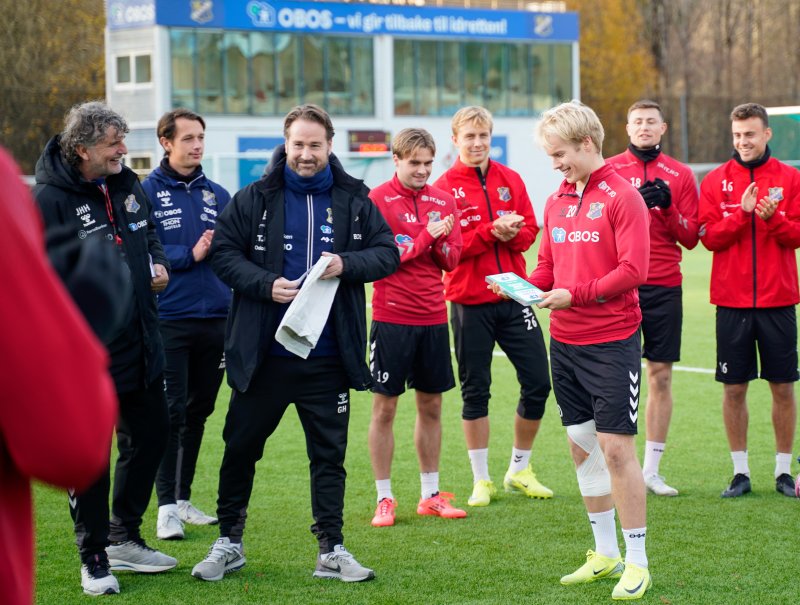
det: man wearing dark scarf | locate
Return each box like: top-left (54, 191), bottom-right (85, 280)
top-left (607, 100), bottom-right (700, 498)
top-left (191, 104), bottom-right (399, 583)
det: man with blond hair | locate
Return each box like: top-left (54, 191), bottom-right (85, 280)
top-left (529, 101), bottom-right (652, 599)
top-left (434, 106), bottom-right (552, 508)
top-left (607, 100), bottom-right (700, 497)
top-left (367, 128), bottom-right (465, 527)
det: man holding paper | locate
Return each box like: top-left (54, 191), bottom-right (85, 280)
top-left (193, 104), bottom-right (398, 583)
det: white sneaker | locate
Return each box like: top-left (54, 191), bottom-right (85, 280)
top-left (178, 499), bottom-right (218, 525)
top-left (157, 504), bottom-right (185, 540)
top-left (80, 553), bottom-right (120, 596)
top-left (191, 538), bottom-right (246, 581)
top-left (313, 545), bottom-right (375, 582)
top-left (644, 473), bottom-right (679, 496)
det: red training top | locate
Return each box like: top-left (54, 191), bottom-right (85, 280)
top-left (370, 176), bottom-right (462, 325)
top-left (434, 158), bottom-right (538, 305)
top-left (0, 147), bottom-right (117, 605)
top-left (699, 155), bottom-right (800, 308)
top-left (606, 148), bottom-right (699, 286)
top-left (529, 163), bottom-right (650, 345)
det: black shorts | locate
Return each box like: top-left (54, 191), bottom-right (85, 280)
top-left (715, 306), bottom-right (799, 383)
top-left (369, 321), bottom-right (456, 396)
top-left (550, 332), bottom-right (642, 435)
top-left (639, 285), bottom-right (682, 362)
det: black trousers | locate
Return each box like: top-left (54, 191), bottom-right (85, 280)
top-left (451, 300), bottom-right (551, 421)
top-left (70, 377), bottom-right (169, 560)
top-left (215, 355), bottom-right (350, 554)
top-left (156, 318), bottom-right (226, 506)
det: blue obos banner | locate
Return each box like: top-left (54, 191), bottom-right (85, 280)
top-left (125, 0), bottom-right (578, 42)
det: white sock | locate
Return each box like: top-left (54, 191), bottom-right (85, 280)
top-left (775, 452), bottom-right (793, 478)
top-left (420, 471), bottom-right (439, 499)
top-left (588, 509), bottom-right (620, 559)
top-left (622, 527), bottom-right (648, 568)
top-left (508, 447), bottom-right (531, 475)
top-left (468, 448), bottom-right (490, 483)
top-left (376, 479), bottom-right (393, 502)
top-left (731, 450), bottom-right (750, 476)
top-left (642, 441), bottom-right (665, 477)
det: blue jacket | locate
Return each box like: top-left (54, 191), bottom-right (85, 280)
top-left (143, 166), bottom-right (232, 320)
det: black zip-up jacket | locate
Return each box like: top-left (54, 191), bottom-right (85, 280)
top-left (33, 136), bottom-right (168, 388)
top-left (209, 147), bottom-right (399, 393)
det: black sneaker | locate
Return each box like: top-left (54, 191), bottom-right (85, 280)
top-left (775, 473), bottom-right (796, 497)
top-left (721, 473), bottom-right (751, 498)
top-left (80, 552), bottom-right (120, 595)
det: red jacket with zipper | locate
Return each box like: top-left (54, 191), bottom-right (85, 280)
top-left (434, 158), bottom-right (538, 305)
top-left (369, 176), bottom-right (462, 325)
top-left (699, 155), bottom-right (800, 308)
top-left (607, 148), bottom-right (699, 287)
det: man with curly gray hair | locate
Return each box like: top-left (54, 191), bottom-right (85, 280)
top-left (33, 100), bottom-right (177, 596)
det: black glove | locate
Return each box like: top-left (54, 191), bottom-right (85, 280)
top-left (638, 178), bottom-right (671, 209)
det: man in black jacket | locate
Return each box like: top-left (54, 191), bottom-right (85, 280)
top-left (191, 104), bottom-right (399, 583)
top-left (33, 101), bottom-right (176, 596)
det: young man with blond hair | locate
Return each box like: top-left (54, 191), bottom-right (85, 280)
top-left (607, 100), bottom-right (700, 497)
top-left (367, 128), bottom-right (465, 527)
top-left (529, 101), bottom-right (652, 599)
top-left (434, 106), bottom-right (552, 508)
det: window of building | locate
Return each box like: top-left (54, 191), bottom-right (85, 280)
top-left (126, 153), bottom-right (153, 176)
top-left (115, 53), bottom-right (152, 87)
top-left (393, 39), bottom-right (573, 117)
top-left (169, 29), bottom-right (374, 117)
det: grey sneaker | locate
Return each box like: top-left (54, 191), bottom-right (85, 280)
top-left (106, 540), bottom-right (177, 573)
top-left (157, 504), bottom-right (185, 540)
top-left (191, 538), bottom-right (246, 581)
top-left (177, 500), bottom-right (218, 525)
top-left (80, 553), bottom-right (120, 596)
top-left (313, 545), bottom-right (375, 582)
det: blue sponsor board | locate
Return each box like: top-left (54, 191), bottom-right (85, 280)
top-left (238, 136), bottom-right (283, 189)
top-left (124, 0), bottom-right (578, 42)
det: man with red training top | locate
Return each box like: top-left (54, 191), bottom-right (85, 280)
top-left (699, 102), bottom-right (800, 499)
top-left (434, 106), bottom-right (552, 508)
top-left (607, 99), bottom-right (700, 497)
top-left (528, 101), bottom-right (651, 600)
top-left (368, 128), bottom-right (465, 527)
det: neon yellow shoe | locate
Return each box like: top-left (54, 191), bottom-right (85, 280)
top-left (611, 562), bottom-right (652, 600)
top-left (467, 480), bottom-right (496, 507)
top-left (503, 465), bottom-right (553, 499)
top-left (560, 550), bottom-right (624, 585)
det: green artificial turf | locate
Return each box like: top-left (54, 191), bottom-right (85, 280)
top-left (33, 245), bottom-right (799, 604)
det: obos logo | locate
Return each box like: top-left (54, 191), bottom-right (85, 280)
top-left (246, 0), bottom-right (275, 26)
top-left (567, 231), bottom-right (600, 243)
top-left (552, 227), bottom-right (566, 243)
top-left (109, 1), bottom-right (155, 27)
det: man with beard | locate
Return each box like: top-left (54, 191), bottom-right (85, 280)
top-left (33, 101), bottom-right (175, 596)
top-left (191, 104), bottom-right (398, 583)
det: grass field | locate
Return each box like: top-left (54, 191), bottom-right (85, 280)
top-left (33, 244), bottom-right (799, 604)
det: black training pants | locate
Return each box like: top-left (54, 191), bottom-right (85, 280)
top-left (215, 355), bottom-right (350, 554)
top-left (70, 377), bottom-right (169, 559)
top-left (156, 318), bottom-right (226, 505)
